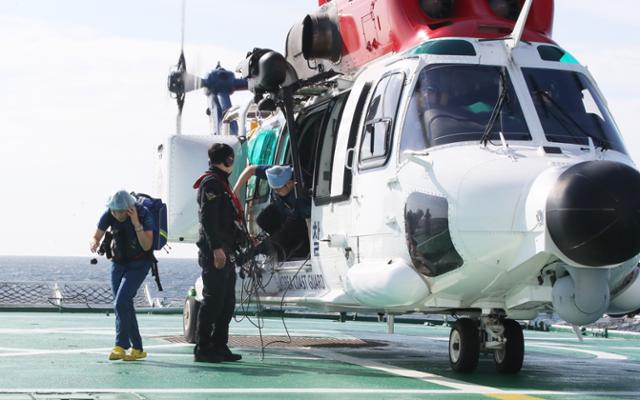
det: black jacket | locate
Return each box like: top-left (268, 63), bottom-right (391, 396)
top-left (194, 167), bottom-right (241, 255)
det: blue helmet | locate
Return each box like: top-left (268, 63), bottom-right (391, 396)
top-left (265, 165), bottom-right (293, 189)
top-left (107, 190), bottom-right (136, 211)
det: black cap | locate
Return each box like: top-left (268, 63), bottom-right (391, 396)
top-left (208, 143), bottom-right (235, 167)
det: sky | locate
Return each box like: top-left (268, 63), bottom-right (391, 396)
top-left (0, 0), bottom-right (638, 258)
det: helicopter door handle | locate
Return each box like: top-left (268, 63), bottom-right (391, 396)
top-left (321, 234), bottom-right (349, 248)
top-left (345, 148), bottom-right (355, 171)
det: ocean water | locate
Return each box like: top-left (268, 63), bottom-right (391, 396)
top-left (0, 255), bottom-right (201, 304)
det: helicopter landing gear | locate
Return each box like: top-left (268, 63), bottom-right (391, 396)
top-left (448, 315), bottom-right (524, 373)
top-left (183, 296), bottom-right (200, 344)
top-left (492, 318), bottom-right (524, 373)
top-left (448, 318), bottom-right (479, 372)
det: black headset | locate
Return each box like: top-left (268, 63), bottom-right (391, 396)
top-left (223, 156), bottom-right (234, 168)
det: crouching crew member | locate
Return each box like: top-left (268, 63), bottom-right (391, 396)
top-left (234, 164), bottom-right (310, 260)
top-left (192, 143), bottom-right (243, 363)
top-left (89, 190), bottom-right (153, 361)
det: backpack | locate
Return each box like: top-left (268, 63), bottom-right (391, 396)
top-left (132, 193), bottom-right (168, 250)
top-left (132, 192), bottom-right (168, 291)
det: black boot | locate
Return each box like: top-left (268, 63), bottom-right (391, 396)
top-left (216, 344), bottom-right (242, 362)
top-left (194, 344), bottom-right (224, 363)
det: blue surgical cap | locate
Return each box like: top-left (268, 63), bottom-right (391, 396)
top-left (265, 165), bottom-right (293, 189)
top-left (107, 190), bottom-right (136, 211)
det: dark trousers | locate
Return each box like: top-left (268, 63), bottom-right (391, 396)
top-left (257, 205), bottom-right (309, 260)
top-left (195, 255), bottom-right (236, 352)
top-left (111, 259), bottom-right (151, 350)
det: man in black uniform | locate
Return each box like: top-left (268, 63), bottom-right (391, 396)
top-left (192, 143), bottom-right (244, 363)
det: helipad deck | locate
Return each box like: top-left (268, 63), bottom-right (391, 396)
top-left (0, 312), bottom-right (639, 399)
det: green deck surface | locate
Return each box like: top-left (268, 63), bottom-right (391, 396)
top-left (1, 312), bottom-right (639, 399)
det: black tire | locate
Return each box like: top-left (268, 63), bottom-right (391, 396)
top-left (449, 318), bottom-right (480, 373)
top-left (183, 296), bottom-right (200, 344)
top-left (494, 318), bottom-right (524, 373)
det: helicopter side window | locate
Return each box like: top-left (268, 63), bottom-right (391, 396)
top-left (274, 131), bottom-right (290, 165)
top-left (359, 72), bottom-right (405, 168)
top-left (294, 110), bottom-right (326, 193)
top-left (522, 68), bottom-right (627, 153)
top-left (314, 94), bottom-right (349, 203)
top-left (272, 106), bottom-right (329, 199)
top-left (246, 128), bottom-right (279, 204)
top-left (405, 193), bottom-right (463, 277)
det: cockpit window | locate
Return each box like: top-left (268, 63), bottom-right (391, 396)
top-left (522, 68), bottom-right (626, 153)
top-left (400, 64), bottom-right (530, 154)
top-left (537, 45), bottom-right (579, 64)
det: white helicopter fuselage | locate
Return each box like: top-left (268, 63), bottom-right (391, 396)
top-left (165, 0), bottom-right (640, 374)
top-left (221, 38), bottom-right (640, 326)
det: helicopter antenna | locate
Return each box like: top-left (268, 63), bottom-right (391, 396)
top-left (506, 0), bottom-right (533, 57)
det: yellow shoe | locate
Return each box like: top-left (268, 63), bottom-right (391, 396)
top-left (108, 346), bottom-right (126, 360)
top-left (123, 348), bottom-right (147, 361)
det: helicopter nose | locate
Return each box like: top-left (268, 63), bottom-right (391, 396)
top-left (546, 160), bottom-right (640, 267)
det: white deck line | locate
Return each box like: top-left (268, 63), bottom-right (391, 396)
top-left (0, 327), bottom-right (179, 335)
top-left (308, 348), bottom-right (503, 394)
top-left (527, 343), bottom-right (627, 360)
top-left (2, 388), bottom-right (640, 396)
top-left (0, 343), bottom-right (191, 357)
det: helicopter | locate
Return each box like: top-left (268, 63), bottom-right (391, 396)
top-left (156, 0), bottom-right (640, 373)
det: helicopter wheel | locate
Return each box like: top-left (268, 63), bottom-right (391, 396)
top-left (493, 318), bottom-right (524, 373)
top-left (183, 296), bottom-right (200, 344)
top-left (448, 318), bottom-right (480, 372)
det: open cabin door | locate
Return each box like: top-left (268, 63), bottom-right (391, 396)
top-left (311, 83), bottom-right (371, 294)
top-left (243, 126), bottom-right (281, 237)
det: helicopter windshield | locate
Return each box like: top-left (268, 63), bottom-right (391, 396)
top-left (522, 68), bottom-right (626, 153)
top-left (400, 64), bottom-right (530, 152)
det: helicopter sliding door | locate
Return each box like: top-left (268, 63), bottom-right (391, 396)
top-left (274, 106), bottom-right (325, 263)
top-left (311, 83), bottom-right (371, 292)
top-left (350, 71), bottom-right (406, 258)
top-left (311, 93), bottom-right (351, 288)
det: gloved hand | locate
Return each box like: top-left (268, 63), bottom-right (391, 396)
top-left (254, 240), bottom-right (268, 255)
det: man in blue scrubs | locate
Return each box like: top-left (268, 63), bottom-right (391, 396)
top-left (90, 190), bottom-right (154, 361)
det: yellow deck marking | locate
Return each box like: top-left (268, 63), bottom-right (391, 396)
top-left (487, 394), bottom-right (543, 400)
